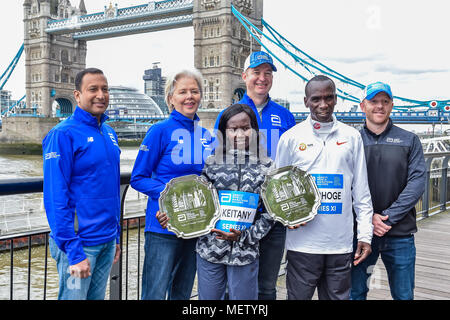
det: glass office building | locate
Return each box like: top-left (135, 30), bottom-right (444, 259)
top-left (143, 63), bottom-right (169, 114)
top-left (105, 86), bottom-right (164, 139)
top-left (106, 86), bottom-right (164, 118)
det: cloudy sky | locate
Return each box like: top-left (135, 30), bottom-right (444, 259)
top-left (1, 0), bottom-right (450, 112)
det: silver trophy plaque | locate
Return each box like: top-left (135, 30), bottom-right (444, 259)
top-left (260, 166), bottom-right (321, 226)
top-left (159, 174), bottom-right (221, 239)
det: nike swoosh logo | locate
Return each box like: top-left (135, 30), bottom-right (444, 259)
top-left (336, 141), bottom-right (347, 146)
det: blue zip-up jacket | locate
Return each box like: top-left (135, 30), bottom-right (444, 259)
top-left (360, 119), bottom-right (426, 236)
top-left (130, 110), bottom-right (213, 235)
top-left (43, 106), bottom-right (121, 265)
top-left (213, 93), bottom-right (296, 159)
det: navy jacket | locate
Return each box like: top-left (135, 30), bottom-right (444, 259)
top-left (360, 119), bottom-right (426, 236)
top-left (43, 106), bottom-right (121, 265)
top-left (214, 93), bottom-right (296, 159)
top-left (130, 110), bottom-right (213, 235)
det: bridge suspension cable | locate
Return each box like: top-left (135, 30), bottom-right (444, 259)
top-left (231, 6), bottom-right (450, 112)
top-left (1, 95), bottom-right (26, 118)
top-left (0, 44), bottom-right (24, 91)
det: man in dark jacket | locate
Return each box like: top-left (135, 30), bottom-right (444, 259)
top-left (351, 82), bottom-right (426, 300)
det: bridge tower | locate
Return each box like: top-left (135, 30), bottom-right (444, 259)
top-left (23, 0), bottom-right (87, 117)
top-left (193, 0), bottom-right (262, 109)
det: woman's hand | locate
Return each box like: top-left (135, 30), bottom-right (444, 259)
top-left (211, 228), bottom-right (241, 242)
top-left (156, 211), bottom-right (169, 229)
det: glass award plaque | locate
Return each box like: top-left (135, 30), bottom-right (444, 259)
top-left (260, 166), bottom-right (321, 226)
top-left (159, 174), bottom-right (220, 239)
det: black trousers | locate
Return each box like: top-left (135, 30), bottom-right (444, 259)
top-left (286, 250), bottom-right (352, 300)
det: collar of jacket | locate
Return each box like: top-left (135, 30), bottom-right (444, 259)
top-left (306, 114), bottom-right (339, 136)
top-left (363, 118), bottom-right (393, 138)
top-left (241, 93), bottom-right (272, 108)
top-left (73, 106), bottom-right (108, 127)
top-left (227, 148), bottom-right (252, 157)
top-left (226, 148), bottom-right (260, 163)
top-left (240, 93), bottom-right (272, 127)
top-left (169, 109), bottom-right (200, 131)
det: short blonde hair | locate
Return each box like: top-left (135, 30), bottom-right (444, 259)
top-left (165, 69), bottom-right (204, 112)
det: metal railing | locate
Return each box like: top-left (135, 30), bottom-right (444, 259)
top-left (0, 153), bottom-right (448, 300)
top-left (46, 0), bottom-right (194, 31)
top-left (0, 173), bottom-right (150, 300)
top-left (291, 110), bottom-right (450, 124)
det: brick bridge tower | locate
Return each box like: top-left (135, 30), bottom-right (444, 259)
top-left (23, 0), bottom-right (87, 117)
top-left (22, 0), bottom-right (263, 116)
top-left (193, 0), bottom-right (263, 109)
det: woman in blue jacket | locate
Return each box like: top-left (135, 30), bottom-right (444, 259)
top-left (130, 69), bottom-right (213, 300)
top-left (158, 104), bottom-right (275, 300)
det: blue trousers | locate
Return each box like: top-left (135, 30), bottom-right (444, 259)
top-left (49, 237), bottom-right (116, 300)
top-left (351, 235), bottom-right (416, 300)
top-left (197, 254), bottom-right (259, 300)
top-left (141, 232), bottom-right (197, 300)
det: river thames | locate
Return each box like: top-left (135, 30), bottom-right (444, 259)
top-left (0, 146), bottom-right (147, 300)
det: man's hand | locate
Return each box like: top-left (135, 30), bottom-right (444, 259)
top-left (353, 241), bottom-right (372, 266)
top-left (69, 258), bottom-right (91, 278)
top-left (113, 244), bottom-right (121, 264)
top-left (156, 211), bottom-right (169, 229)
top-left (211, 228), bottom-right (241, 242)
top-left (372, 213), bottom-right (392, 237)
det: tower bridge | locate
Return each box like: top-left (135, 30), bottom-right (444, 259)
top-left (1, 1), bottom-right (450, 145)
top-left (45, 0), bottom-right (195, 40)
top-left (21, 0), bottom-right (262, 117)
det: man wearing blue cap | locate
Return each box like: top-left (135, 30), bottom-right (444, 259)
top-left (214, 51), bottom-right (296, 160)
top-left (213, 51), bottom-right (296, 300)
top-left (351, 82), bottom-right (426, 300)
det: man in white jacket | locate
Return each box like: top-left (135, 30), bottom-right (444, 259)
top-left (275, 75), bottom-right (373, 300)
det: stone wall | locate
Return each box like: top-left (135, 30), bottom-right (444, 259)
top-left (197, 110), bottom-right (220, 132)
top-left (0, 117), bottom-right (59, 144)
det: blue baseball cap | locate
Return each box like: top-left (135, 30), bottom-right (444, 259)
top-left (364, 82), bottom-right (393, 101)
top-left (244, 51), bottom-right (277, 72)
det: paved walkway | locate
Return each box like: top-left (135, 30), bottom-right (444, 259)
top-left (275, 210), bottom-right (450, 300)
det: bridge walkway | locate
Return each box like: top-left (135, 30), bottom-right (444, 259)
top-left (273, 210), bottom-right (450, 300)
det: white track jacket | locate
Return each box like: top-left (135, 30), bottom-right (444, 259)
top-left (275, 115), bottom-right (373, 254)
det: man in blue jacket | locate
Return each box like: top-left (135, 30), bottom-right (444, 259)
top-left (351, 82), bottom-right (426, 300)
top-left (214, 51), bottom-right (296, 300)
top-left (43, 68), bottom-right (121, 300)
